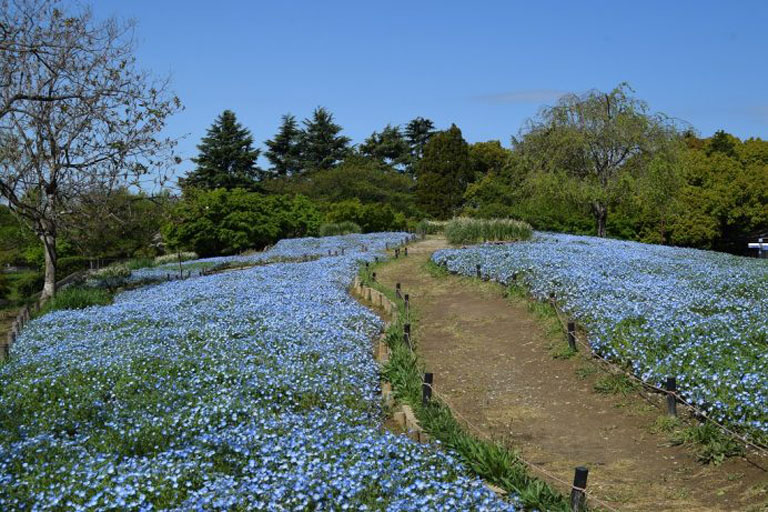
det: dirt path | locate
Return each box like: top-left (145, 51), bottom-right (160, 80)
top-left (375, 237), bottom-right (768, 511)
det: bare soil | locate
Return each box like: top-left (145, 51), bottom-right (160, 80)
top-left (373, 236), bottom-right (768, 511)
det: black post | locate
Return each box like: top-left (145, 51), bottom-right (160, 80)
top-left (372, 272), bottom-right (376, 282)
top-left (396, 282), bottom-right (401, 299)
top-left (404, 323), bottom-right (411, 337)
top-left (341, 248), bottom-right (345, 255)
top-left (375, 256), bottom-right (379, 263)
top-left (404, 247), bottom-right (408, 257)
top-left (570, 466), bottom-right (589, 512)
top-left (476, 264), bottom-right (481, 279)
top-left (422, 372), bottom-right (433, 406)
top-left (666, 377), bottom-right (677, 417)
top-left (567, 321), bottom-right (577, 351)
top-left (404, 293), bottom-right (410, 312)
top-left (395, 248), bottom-right (399, 259)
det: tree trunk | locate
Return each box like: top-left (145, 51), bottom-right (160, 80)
top-left (40, 231), bottom-right (57, 301)
top-left (593, 202), bottom-right (608, 238)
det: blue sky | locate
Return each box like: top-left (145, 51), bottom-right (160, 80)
top-left (92, 0), bottom-right (768, 170)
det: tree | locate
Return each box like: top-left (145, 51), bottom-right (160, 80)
top-left (515, 83), bottom-right (679, 237)
top-left (183, 110), bottom-right (262, 190)
top-left (0, 1), bottom-right (180, 299)
top-left (264, 114), bottom-right (302, 176)
top-left (707, 129), bottom-right (737, 158)
top-left (359, 124), bottom-right (410, 170)
top-left (415, 124), bottom-right (473, 219)
top-left (164, 188), bottom-right (321, 256)
top-left (300, 107), bottom-right (350, 171)
top-left (405, 117), bottom-right (435, 163)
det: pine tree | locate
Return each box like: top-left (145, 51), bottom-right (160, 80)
top-left (183, 110), bottom-right (262, 190)
top-left (415, 124), bottom-right (473, 219)
top-left (359, 124), bottom-right (410, 170)
top-left (405, 117), bottom-right (435, 164)
top-left (264, 114), bottom-right (302, 176)
top-left (301, 107), bottom-right (351, 171)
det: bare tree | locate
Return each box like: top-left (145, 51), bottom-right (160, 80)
top-left (0, 0), bottom-right (181, 299)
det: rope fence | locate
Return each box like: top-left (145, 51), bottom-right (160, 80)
top-left (544, 294), bottom-right (768, 459)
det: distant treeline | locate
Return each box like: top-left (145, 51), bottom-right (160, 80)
top-left (3, 84), bottom-right (767, 303)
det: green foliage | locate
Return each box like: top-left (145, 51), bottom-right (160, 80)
top-left (0, 272), bottom-right (9, 300)
top-left (404, 117), bottom-right (435, 169)
top-left (183, 110), bottom-right (263, 190)
top-left (164, 188), bottom-right (321, 257)
top-left (444, 217), bottom-right (533, 244)
top-left (416, 219), bottom-right (446, 235)
top-left (300, 107), bottom-right (351, 171)
top-left (359, 124), bottom-right (410, 170)
top-left (325, 199), bottom-right (406, 233)
top-left (593, 373), bottom-right (639, 396)
top-left (14, 272), bottom-right (44, 299)
top-left (671, 422), bottom-right (744, 465)
top-left (264, 114), bottom-right (302, 176)
top-left (264, 157), bottom-right (419, 217)
top-left (416, 124), bottom-right (473, 219)
top-left (37, 287), bottom-right (112, 316)
top-left (515, 83), bottom-right (681, 237)
top-left (57, 256), bottom-right (90, 277)
top-left (318, 222), bottom-right (361, 237)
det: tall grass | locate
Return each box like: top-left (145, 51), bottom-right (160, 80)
top-left (416, 219), bottom-right (448, 235)
top-left (318, 221), bottom-right (362, 237)
top-left (444, 217), bottom-right (532, 245)
top-left (37, 287), bottom-right (113, 316)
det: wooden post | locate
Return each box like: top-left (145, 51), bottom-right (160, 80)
top-left (570, 466), bottom-right (589, 512)
top-left (395, 248), bottom-right (399, 259)
top-left (567, 321), bottom-right (577, 351)
top-left (404, 294), bottom-right (410, 312)
top-left (396, 282), bottom-right (401, 299)
top-left (341, 248), bottom-right (345, 255)
top-left (422, 372), bottom-right (433, 406)
top-left (375, 256), bottom-right (379, 263)
top-left (666, 377), bottom-right (677, 417)
top-left (476, 264), bottom-right (481, 278)
top-left (404, 323), bottom-right (411, 337)
top-left (372, 272), bottom-right (377, 282)
top-left (404, 247), bottom-right (408, 257)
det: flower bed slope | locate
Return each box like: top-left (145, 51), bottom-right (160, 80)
top-left (0, 233), bottom-right (517, 510)
top-left (433, 232), bottom-right (768, 440)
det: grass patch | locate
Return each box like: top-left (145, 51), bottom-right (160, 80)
top-left (37, 287), bottom-right (113, 316)
top-left (444, 217), bottom-right (532, 245)
top-left (671, 422), bottom-right (744, 465)
top-left (359, 263), bottom-right (573, 511)
top-left (593, 373), bottom-right (639, 396)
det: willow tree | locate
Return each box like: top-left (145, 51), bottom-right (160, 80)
top-left (515, 83), bottom-right (679, 237)
top-left (0, 0), bottom-right (180, 299)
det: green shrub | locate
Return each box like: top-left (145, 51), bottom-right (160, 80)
top-left (318, 222), bottom-right (362, 237)
top-left (58, 256), bottom-right (90, 277)
top-left (15, 272), bottom-right (44, 298)
top-left (0, 272), bottom-right (9, 300)
top-left (38, 287), bottom-right (112, 315)
top-left (164, 189), bottom-right (322, 257)
top-left (444, 217), bottom-right (532, 244)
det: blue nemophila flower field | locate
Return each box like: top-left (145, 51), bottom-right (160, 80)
top-left (433, 232), bottom-right (768, 441)
top-left (0, 233), bottom-right (517, 511)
